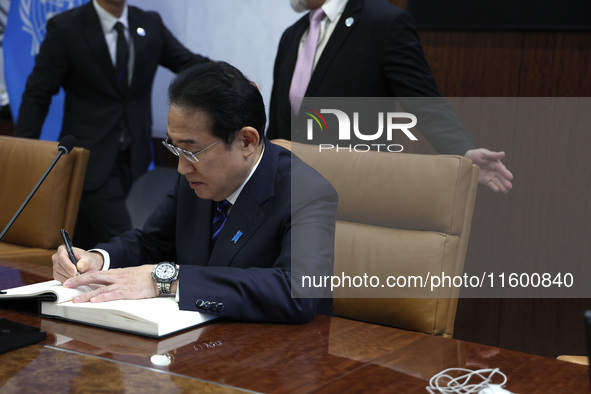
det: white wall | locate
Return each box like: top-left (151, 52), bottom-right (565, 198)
top-left (128, 0), bottom-right (303, 138)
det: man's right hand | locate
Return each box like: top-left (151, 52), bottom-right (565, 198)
top-left (52, 245), bottom-right (104, 283)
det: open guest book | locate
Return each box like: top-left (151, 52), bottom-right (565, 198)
top-left (0, 280), bottom-right (218, 338)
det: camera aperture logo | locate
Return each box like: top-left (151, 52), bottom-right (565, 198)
top-left (302, 107), bottom-right (329, 133)
top-left (302, 107), bottom-right (419, 153)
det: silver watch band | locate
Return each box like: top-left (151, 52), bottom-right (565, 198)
top-left (157, 281), bottom-right (172, 294)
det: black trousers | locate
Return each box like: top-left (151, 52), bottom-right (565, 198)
top-left (73, 150), bottom-right (133, 249)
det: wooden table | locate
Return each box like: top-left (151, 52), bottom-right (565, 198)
top-left (1, 260), bottom-right (589, 393)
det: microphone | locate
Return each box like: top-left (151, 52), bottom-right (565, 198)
top-left (0, 136), bottom-right (78, 241)
top-left (58, 135), bottom-right (76, 155)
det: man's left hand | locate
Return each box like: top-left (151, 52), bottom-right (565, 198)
top-left (465, 148), bottom-right (513, 193)
top-left (63, 265), bottom-right (158, 303)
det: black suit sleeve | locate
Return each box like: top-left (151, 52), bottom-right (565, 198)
top-left (382, 10), bottom-right (476, 155)
top-left (13, 17), bottom-right (69, 138)
top-left (150, 11), bottom-right (210, 73)
top-left (267, 28), bottom-right (294, 141)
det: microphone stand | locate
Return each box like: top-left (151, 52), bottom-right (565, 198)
top-left (0, 148), bottom-right (68, 241)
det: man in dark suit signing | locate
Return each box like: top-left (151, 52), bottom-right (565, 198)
top-left (14, 0), bottom-right (209, 249)
top-left (268, 0), bottom-right (513, 193)
top-left (51, 61), bottom-right (338, 323)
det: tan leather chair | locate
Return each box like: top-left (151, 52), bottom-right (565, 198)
top-left (556, 355), bottom-right (589, 365)
top-left (272, 139), bottom-right (479, 336)
top-left (0, 136), bottom-right (89, 266)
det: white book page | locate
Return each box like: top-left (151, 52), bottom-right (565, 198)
top-left (42, 297), bottom-right (217, 337)
top-left (2, 280), bottom-right (217, 337)
top-left (1, 280), bottom-right (99, 303)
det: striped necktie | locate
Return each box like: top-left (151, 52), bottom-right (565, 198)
top-left (211, 199), bottom-right (231, 247)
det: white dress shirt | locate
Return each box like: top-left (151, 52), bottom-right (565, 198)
top-left (92, 0), bottom-right (134, 84)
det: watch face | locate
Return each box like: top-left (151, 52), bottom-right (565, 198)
top-left (155, 263), bottom-right (176, 280)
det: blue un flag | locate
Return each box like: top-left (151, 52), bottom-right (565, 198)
top-left (3, 0), bottom-right (87, 141)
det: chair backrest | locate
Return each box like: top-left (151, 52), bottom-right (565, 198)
top-left (272, 139), bottom-right (479, 336)
top-left (0, 136), bottom-right (89, 257)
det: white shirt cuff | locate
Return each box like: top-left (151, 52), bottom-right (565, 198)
top-left (89, 249), bottom-right (110, 270)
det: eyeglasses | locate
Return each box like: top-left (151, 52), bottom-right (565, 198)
top-left (162, 137), bottom-right (222, 163)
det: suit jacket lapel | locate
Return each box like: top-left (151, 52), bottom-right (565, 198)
top-left (307, 0), bottom-right (363, 96)
top-left (127, 6), bottom-right (146, 92)
top-left (174, 174), bottom-right (214, 266)
top-left (192, 198), bottom-right (215, 266)
top-left (208, 141), bottom-right (278, 267)
top-left (208, 190), bottom-right (266, 266)
top-left (80, 3), bottom-right (119, 91)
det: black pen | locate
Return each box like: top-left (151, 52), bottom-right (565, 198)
top-left (60, 228), bottom-right (80, 275)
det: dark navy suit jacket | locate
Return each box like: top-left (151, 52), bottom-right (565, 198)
top-left (14, 2), bottom-right (208, 190)
top-left (100, 140), bottom-right (338, 323)
top-left (267, 0), bottom-right (475, 155)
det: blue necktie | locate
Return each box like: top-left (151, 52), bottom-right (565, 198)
top-left (211, 200), bottom-right (231, 247)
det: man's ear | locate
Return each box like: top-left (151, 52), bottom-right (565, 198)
top-left (238, 127), bottom-right (260, 154)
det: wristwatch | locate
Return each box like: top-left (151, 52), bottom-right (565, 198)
top-left (152, 262), bottom-right (179, 295)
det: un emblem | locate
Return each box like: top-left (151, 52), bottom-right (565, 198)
top-left (19, 0), bottom-right (86, 55)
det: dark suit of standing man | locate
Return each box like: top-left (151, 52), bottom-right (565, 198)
top-left (268, 0), bottom-right (513, 193)
top-left (52, 61), bottom-right (338, 323)
top-left (13, 0), bottom-right (209, 248)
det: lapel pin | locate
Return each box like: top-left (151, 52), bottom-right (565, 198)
top-left (137, 27), bottom-right (146, 36)
top-left (231, 231), bottom-right (243, 244)
top-left (345, 17), bottom-right (354, 27)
